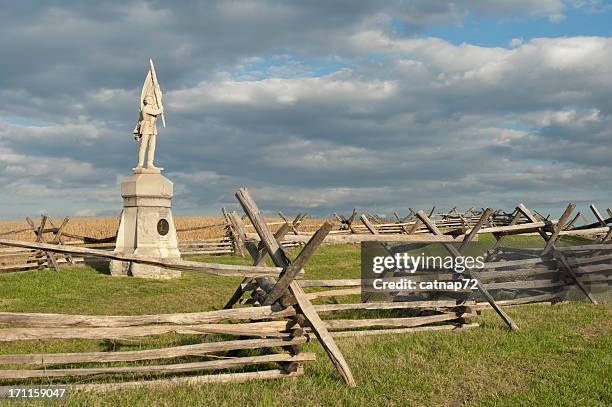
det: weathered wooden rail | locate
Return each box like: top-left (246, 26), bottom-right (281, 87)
top-left (0, 188), bottom-right (358, 389)
top-left (0, 199), bottom-right (323, 388)
top-left (0, 192), bottom-right (610, 390)
top-left (0, 211), bottom-right (314, 273)
top-left (3, 202), bottom-right (609, 274)
top-left (0, 303), bottom-right (313, 386)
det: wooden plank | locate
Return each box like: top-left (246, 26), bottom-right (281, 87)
top-left (473, 293), bottom-right (561, 308)
top-left (459, 208), bottom-right (492, 252)
top-left (229, 211), bottom-right (258, 260)
top-left (360, 214), bottom-right (380, 235)
top-left (179, 240), bottom-right (234, 246)
top-left (407, 215), bottom-right (423, 235)
top-left (175, 223), bottom-right (227, 232)
top-left (324, 313), bottom-right (461, 330)
top-left (516, 203), bottom-right (550, 242)
top-left (263, 222), bottom-right (333, 306)
top-left (556, 243), bottom-right (612, 251)
top-left (0, 227), bottom-right (33, 236)
top-left (0, 353), bottom-right (315, 379)
top-left (299, 279), bottom-right (361, 287)
top-left (0, 320), bottom-right (289, 341)
top-left (70, 368), bottom-right (304, 391)
top-left (290, 281), bottom-right (356, 387)
top-left (235, 188), bottom-right (288, 267)
top-left (483, 279), bottom-right (565, 290)
top-left (0, 306), bottom-right (296, 328)
top-left (0, 264), bottom-right (43, 273)
top-left (589, 206), bottom-right (612, 243)
top-left (235, 187), bottom-right (355, 386)
top-left (495, 246), bottom-right (544, 255)
top-left (236, 188), bottom-right (289, 268)
top-left (278, 212), bottom-right (299, 235)
top-left (474, 221), bottom-right (553, 235)
top-left (516, 204), bottom-right (597, 303)
top-left (25, 216), bottom-right (46, 270)
top-left (0, 336), bottom-right (307, 365)
top-left (476, 267), bottom-right (558, 280)
top-left (180, 236), bottom-right (234, 243)
top-left (564, 212), bottom-right (581, 230)
top-left (416, 210), bottom-right (520, 331)
top-left (346, 209), bottom-right (358, 234)
top-left (181, 250), bottom-right (234, 256)
top-left (553, 249), bottom-right (598, 304)
top-left (245, 233), bottom-right (459, 243)
top-left (50, 217), bottom-right (73, 264)
top-left (38, 215), bottom-right (60, 271)
top-left (0, 238), bottom-right (288, 278)
top-left (223, 220), bottom-right (293, 310)
top-left (256, 223), bottom-right (292, 267)
top-left (572, 274), bottom-right (612, 283)
top-left (483, 258), bottom-right (555, 270)
top-left (0, 246), bottom-right (35, 254)
top-left (393, 211), bottom-right (410, 234)
top-left (590, 204), bottom-right (607, 226)
top-left (0, 257), bottom-right (80, 272)
top-left (305, 288), bottom-right (360, 300)
top-left (330, 323), bottom-right (479, 338)
top-left (558, 227), bottom-right (611, 236)
top-left (314, 300), bottom-right (475, 313)
top-left (542, 204), bottom-right (575, 255)
top-left (574, 263), bottom-right (612, 274)
top-left (566, 253), bottom-right (612, 265)
top-left (222, 207), bottom-right (244, 257)
top-left (599, 227), bottom-right (612, 244)
top-left (491, 210), bottom-right (522, 252)
top-left (244, 220), bottom-right (293, 228)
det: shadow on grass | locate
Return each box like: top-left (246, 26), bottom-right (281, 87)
top-left (84, 258), bottom-right (110, 275)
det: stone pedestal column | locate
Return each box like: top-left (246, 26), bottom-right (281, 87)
top-left (109, 170), bottom-right (181, 279)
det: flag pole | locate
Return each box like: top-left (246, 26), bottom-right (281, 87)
top-left (149, 58), bottom-right (166, 128)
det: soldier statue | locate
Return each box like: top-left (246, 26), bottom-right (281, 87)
top-left (134, 95), bottom-right (164, 170)
top-left (133, 59), bottom-right (166, 172)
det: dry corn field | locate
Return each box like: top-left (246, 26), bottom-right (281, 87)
top-left (0, 215), bottom-right (326, 242)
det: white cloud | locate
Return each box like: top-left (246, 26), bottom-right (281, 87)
top-left (509, 37), bottom-right (523, 48)
top-left (169, 72), bottom-right (397, 111)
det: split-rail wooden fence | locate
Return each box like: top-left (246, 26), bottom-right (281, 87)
top-left (0, 192), bottom-right (609, 389)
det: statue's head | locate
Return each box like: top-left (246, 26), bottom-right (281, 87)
top-left (143, 96), bottom-right (154, 105)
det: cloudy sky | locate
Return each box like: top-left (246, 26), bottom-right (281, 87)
top-left (1, 1), bottom-right (611, 219)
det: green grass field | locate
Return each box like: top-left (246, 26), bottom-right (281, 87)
top-left (0, 242), bottom-right (610, 406)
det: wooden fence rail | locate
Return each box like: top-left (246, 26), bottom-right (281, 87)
top-left (0, 198), bottom-right (610, 389)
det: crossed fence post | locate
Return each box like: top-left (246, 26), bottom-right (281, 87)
top-left (588, 204), bottom-right (612, 243)
top-left (48, 217), bottom-right (73, 264)
top-left (278, 212), bottom-right (306, 235)
top-left (516, 203), bottom-right (598, 304)
top-left (222, 207), bottom-right (245, 257)
top-left (415, 209), bottom-right (520, 331)
top-left (226, 187), bottom-right (356, 387)
top-left (335, 209), bottom-right (358, 233)
top-left (223, 215), bottom-right (293, 310)
top-left (25, 215), bottom-right (60, 271)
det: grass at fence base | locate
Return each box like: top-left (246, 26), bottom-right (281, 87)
top-left (0, 241), bottom-right (610, 406)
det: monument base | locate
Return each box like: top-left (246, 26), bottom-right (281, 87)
top-left (110, 172), bottom-right (181, 279)
top-left (110, 261), bottom-right (180, 280)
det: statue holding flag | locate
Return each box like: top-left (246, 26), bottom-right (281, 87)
top-left (133, 59), bottom-right (166, 172)
top-left (109, 59), bottom-right (181, 279)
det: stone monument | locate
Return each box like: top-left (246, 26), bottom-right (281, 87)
top-left (109, 59), bottom-right (181, 279)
